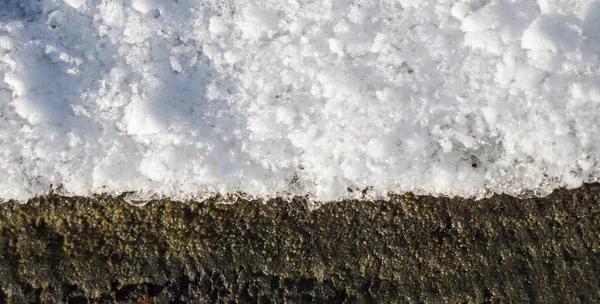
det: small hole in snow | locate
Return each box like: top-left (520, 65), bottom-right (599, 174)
top-left (470, 155), bottom-right (481, 169)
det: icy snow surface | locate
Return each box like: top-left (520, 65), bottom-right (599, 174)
top-left (1, 0), bottom-right (600, 201)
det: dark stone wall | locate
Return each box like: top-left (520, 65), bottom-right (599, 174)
top-left (1, 185), bottom-right (600, 303)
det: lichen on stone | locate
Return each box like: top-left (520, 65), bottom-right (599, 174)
top-left (0, 185), bottom-right (599, 302)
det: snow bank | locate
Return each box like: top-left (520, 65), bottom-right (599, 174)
top-left (0, 0), bottom-right (599, 201)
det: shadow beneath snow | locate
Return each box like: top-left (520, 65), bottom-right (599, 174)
top-left (0, 0), bottom-right (44, 22)
top-left (0, 0), bottom-right (274, 197)
top-left (130, 43), bottom-right (248, 177)
top-left (582, 1), bottom-right (600, 51)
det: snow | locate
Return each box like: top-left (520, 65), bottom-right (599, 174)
top-left (522, 15), bottom-right (581, 52)
top-left (63, 0), bottom-right (86, 10)
top-left (328, 38), bottom-right (345, 56)
top-left (0, 0), bottom-right (599, 201)
top-left (451, 3), bottom-right (471, 20)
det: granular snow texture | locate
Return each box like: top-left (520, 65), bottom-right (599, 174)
top-left (0, 0), bottom-right (599, 201)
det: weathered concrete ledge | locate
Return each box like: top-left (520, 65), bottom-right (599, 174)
top-left (1, 185), bottom-right (600, 303)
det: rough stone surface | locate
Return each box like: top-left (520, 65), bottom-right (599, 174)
top-left (1, 185), bottom-right (600, 303)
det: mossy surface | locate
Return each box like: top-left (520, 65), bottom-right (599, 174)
top-left (1, 185), bottom-right (600, 303)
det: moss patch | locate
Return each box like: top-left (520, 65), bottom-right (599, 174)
top-left (1, 185), bottom-right (600, 303)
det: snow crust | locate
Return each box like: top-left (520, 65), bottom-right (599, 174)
top-left (1, 0), bottom-right (599, 201)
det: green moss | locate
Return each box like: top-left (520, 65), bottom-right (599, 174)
top-left (0, 185), bottom-right (600, 302)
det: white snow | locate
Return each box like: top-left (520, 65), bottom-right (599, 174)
top-left (522, 15), bottom-right (581, 52)
top-left (0, 0), bottom-right (600, 201)
top-left (328, 38), bottom-right (345, 56)
top-left (451, 3), bottom-right (471, 20)
top-left (131, 0), bottom-right (158, 14)
top-left (63, 0), bottom-right (86, 10)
